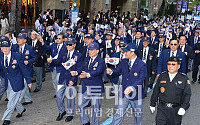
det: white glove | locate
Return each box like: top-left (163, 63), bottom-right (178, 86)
top-left (150, 106), bottom-right (156, 113)
top-left (178, 108), bottom-right (185, 116)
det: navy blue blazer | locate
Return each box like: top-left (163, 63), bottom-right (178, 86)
top-left (132, 39), bottom-right (143, 48)
top-left (137, 47), bottom-right (156, 76)
top-left (148, 36), bottom-right (159, 48)
top-left (81, 55), bottom-right (105, 94)
top-left (188, 36), bottom-right (200, 48)
top-left (12, 44), bottom-right (38, 76)
top-left (42, 43), bottom-right (67, 73)
top-left (52, 50), bottom-right (83, 86)
top-left (0, 52), bottom-right (32, 92)
top-left (157, 49), bottom-right (186, 74)
top-left (111, 57), bottom-right (147, 101)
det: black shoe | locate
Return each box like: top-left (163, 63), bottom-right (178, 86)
top-left (54, 95), bottom-right (56, 98)
top-left (104, 81), bottom-right (109, 84)
top-left (110, 93), bottom-right (115, 96)
top-left (56, 111), bottom-right (66, 121)
top-left (16, 109), bottom-right (26, 118)
top-left (31, 79), bottom-right (36, 83)
top-left (42, 79), bottom-right (45, 82)
top-left (149, 84), bottom-right (153, 89)
top-left (65, 116), bottom-right (73, 122)
top-left (4, 98), bottom-right (8, 101)
top-left (22, 101), bottom-right (33, 105)
top-left (2, 120), bottom-right (10, 125)
top-left (192, 80), bottom-right (196, 83)
top-left (83, 122), bottom-right (90, 125)
top-left (33, 88), bottom-right (40, 92)
top-left (86, 102), bottom-right (91, 107)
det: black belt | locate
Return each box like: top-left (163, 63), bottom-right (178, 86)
top-left (159, 101), bottom-right (180, 108)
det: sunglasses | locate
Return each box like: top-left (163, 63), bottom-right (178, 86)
top-left (57, 38), bottom-right (62, 40)
top-left (119, 45), bottom-right (126, 48)
top-left (66, 44), bottom-right (73, 46)
top-left (167, 63), bottom-right (177, 66)
top-left (170, 44), bottom-right (178, 46)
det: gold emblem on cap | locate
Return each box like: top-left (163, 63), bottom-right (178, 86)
top-left (111, 50), bottom-right (113, 53)
top-left (25, 56), bottom-right (28, 59)
top-left (160, 87), bottom-right (165, 93)
top-left (53, 49), bottom-right (55, 52)
top-left (12, 65), bottom-right (16, 69)
top-left (93, 68), bottom-right (96, 71)
top-left (36, 50), bottom-right (38, 52)
top-left (134, 72), bottom-right (138, 76)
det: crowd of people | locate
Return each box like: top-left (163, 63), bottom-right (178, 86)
top-left (0, 9), bottom-right (197, 125)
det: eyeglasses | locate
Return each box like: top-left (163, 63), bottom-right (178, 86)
top-left (57, 38), bottom-right (62, 40)
top-left (167, 63), bottom-right (177, 66)
top-left (170, 43), bottom-right (178, 46)
top-left (66, 44), bottom-right (73, 46)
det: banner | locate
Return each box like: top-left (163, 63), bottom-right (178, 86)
top-left (177, 0), bottom-right (182, 13)
top-left (181, 1), bottom-right (187, 13)
top-left (194, 15), bottom-right (200, 21)
top-left (70, 8), bottom-right (79, 24)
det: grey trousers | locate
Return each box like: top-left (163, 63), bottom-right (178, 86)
top-left (56, 85), bottom-right (76, 116)
top-left (112, 97), bottom-right (143, 125)
top-left (2, 81), bottom-right (24, 121)
top-left (78, 92), bottom-right (102, 125)
top-left (0, 76), bottom-right (5, 100)
top-left (51, 68), bottom-right (60, 92)
top-left (21, 79), bottom-right (32, 102)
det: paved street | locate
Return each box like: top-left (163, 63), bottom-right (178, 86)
top-left (0, 72), bottom-right (200, 125)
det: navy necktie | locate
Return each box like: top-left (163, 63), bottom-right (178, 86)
top-left (172, 51), bottom-right (175, 57)
top-left (19, 46), bottom-right (22, 54)
top-left (5, 56), bottom-right (8, 68)
top-left (143, 48), bottom-right (146, 60)
top-left (128, 60), bottom-right (131, 71)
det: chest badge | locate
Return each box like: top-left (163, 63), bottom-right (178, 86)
top-left (134, 72), bottom-right (138, 77)
top-left (160, 87), bottom-right (165, 93)
top-left (12, 65), bottom-right (16, 69)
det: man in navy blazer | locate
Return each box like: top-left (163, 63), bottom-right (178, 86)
top-left (40, 33), bottom-right (67, 97)
top-left (12, 33), bottom-right (37, 105)
top-left (50, 38), bottom-right (83, 122)
top-left (0, 36), bottom-right (32, 125)
top-left (157, 39), bottom-right (186, 76)
top-left (137, 39), bottom-right (156, 97)
top-left (107, 43), bottom-right (146, 125)
top-left (188, 30), bottom-right (200, 48)
top-left (179, 35), bottom-right (194, 73)
top-left (78, 42), bottom-right (105, 125)
top-left (148, 30), bottom-right (159, 48)
top-left (132, 30), bottom-right (143, 48)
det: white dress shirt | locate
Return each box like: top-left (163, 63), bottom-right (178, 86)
top-left (168, 72), bottom-right (177, 82)
top-left (32, 39), bottom-right (37, 47)
top-left (157, 42), bottom-right (164, 57)
top-left (68, 49), bottom-right (74, 59)
top-left (19, 44), bottom-right (25, 53)
top-left (170, 50), bottom-right (177, 57)
top-left (180, 45), bottom-right (185, 52)
top-left (57, 43), bottom-right (63, 53)
top-left (142, 47), bottom-right (149, 63)
top-left (4, 52), bottom-right (11, 67)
